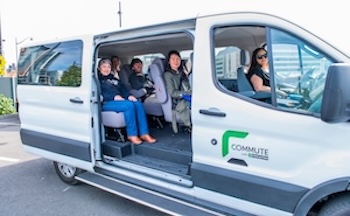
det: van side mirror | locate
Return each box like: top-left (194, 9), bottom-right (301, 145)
top-left (321, 63), bottom-right (350, 123)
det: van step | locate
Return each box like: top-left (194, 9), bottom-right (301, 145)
top-left (75, 172), bottom-right (224, 216)
top-left (122, 154), bottom-right (190, 177)
top-left (102, 139), bottom-right (192, 166)
top-left (102, 140), bottom-right (132, 159)
top-left (134, 142), bottom-right (192, 165)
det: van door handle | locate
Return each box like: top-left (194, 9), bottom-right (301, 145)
top-left (199, 109), bottom-right (226, 117)
top-left (70, 97), bottom-right (84, 104)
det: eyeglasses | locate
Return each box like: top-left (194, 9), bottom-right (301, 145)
top-left (256, 54), bottom-right (268, 60)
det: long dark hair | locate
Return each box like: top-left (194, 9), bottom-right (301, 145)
top-left (248, 47), bottom-right (267, 71)
top-left (165, 49), bottom-right (182, 71)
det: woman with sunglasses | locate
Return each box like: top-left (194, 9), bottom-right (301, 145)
top-left (247, 47), bottom-right (287, 98)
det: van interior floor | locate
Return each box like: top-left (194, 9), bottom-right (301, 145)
top-left (102, 120), bottom-right (192, 178)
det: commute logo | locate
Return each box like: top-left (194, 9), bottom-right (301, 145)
top-left (222, 130), bottom-right (248, 157)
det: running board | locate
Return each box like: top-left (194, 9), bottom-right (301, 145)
top-left (76, 172), bottom-right (225, 216)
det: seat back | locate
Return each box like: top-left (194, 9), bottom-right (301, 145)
top-left (149, 63), bottom-right (173, 122)
top-left (119, 63), bottom-right (146, 98)
top-left (237, 49), bottom-right (254, 92)
top-left (237, 66), bottom-right (254, 92)
top-left (148, 57), bottom-right (165, 82)
top-left (185, 52), bottom-right (193, 88)
top-left (240, 49), bottom-right (250, 71)
top-left (119, 64), bottom-right (134, 91)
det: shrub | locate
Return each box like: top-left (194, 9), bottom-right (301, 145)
top-left (0, 94), bottom-right (16, 115)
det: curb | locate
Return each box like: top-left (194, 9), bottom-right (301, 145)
top-left (0, 113), bottom-right (19, 121)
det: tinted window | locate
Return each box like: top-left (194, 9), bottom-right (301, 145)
top-left (270, 28), bottom-right (333, 113)
top-left (133, 53), bottom-right (164, 75)
top-left (18, 40), bottom-right (83, 87)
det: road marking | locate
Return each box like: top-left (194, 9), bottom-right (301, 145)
top-left (0, 156), bottom-right (20, 162)
top-left (63, 187), bottom-right (71, 192)
top-left (0, 123), bottom-right (20, 125)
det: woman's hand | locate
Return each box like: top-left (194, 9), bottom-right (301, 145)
top-left (128, 95), bottom-right (138, 102)
top-left (114, 95), bottom-right (124, 101)
top-left (277, 89), bottom-right (288, 98)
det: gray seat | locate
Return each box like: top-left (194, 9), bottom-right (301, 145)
top-left (100, 101), bottom-right (126, 142)
top-left (152, 57), bottom-right (166, 72)
top-left (148, 57), bottom-right (166, 82)
top-left (119, 64), bottom-right (146, 98)
top-left (149, 62), bottom-right (184, 132)
top-left (187, 52), bottom-right (193, 88)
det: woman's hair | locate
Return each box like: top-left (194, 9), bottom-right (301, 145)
top-left (111, 55), bottom-right (120, 61)
top-left (248, 47), bottom-right (267, 71)
top-left (98, 58), bottom-right (112, 67)
top-left (165, 49), bottom-right (181, 71)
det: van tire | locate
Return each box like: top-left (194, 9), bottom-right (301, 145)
top-left (53, 161), bottom-right (83, 185)
top-left (318, 194), bottom-right (350, 216)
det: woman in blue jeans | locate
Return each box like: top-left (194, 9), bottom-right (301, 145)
top-left (98, 58), bottom-right (156, 145)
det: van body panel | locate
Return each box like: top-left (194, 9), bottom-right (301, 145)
top-left (18, 35), bottom-right (96, 168)
top-left (191, 162), bottom-right (308, 212)
top-left (20, 129), bottom-right (91, 161)
top-left (193, 10), bottom-right (350, 183)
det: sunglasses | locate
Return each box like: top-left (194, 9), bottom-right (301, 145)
top-left (257, 53), bottom-right (268, 60)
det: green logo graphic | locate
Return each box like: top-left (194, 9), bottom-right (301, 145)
top-left (222, 130), bottom-right (248, 157)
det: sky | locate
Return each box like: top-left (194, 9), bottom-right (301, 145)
top-left (0, 0), bottom-right (231, 67)
top-left (1, 0), bottom-right (348, 67)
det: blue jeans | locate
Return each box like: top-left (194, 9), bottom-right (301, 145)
top-left (102, 100), bottom-right (149, 136)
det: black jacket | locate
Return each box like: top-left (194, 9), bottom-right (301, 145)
top-left (99, 73), bottom-right (129, 102)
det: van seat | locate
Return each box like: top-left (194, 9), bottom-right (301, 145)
top-left (102, 111), bottom-right (126, 142)
top-left (149, 62), bottom-right (186, 133)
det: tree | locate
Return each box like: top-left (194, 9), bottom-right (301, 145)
top-left (0, 94), bottom-right (16, 115)
top-left (0, 55), bottom-right (6, 77)
top-left (56, 64), bottom-right (81, 86)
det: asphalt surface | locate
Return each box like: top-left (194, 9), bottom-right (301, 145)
top-left (0, 114), bottom-right (168, 216)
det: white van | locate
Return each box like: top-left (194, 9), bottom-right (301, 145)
top-left (17, 4), bottom-right (350, 216)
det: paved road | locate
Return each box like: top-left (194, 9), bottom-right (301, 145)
top-left (0, 114), bottom-right (168, 216)
top-left (0, 114), bottom-right (38, 168)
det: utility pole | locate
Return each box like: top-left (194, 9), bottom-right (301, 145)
top-left (15, 37), bottom-right (33, 69)
top-left (118, 1), bottom-right (122, 28)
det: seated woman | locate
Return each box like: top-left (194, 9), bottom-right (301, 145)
top-left (98, 58), bottom-right (156, 145)
top-left (163, 50), bottom-right (192, 133)
top-left (247, 47), bottom-right (287, 98)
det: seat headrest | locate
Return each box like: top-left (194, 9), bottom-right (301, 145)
top-left (240, 50), bottom-right (250, 66)
top-left (152, 57), bottom-right (166, 72)
top-left (119, 64), bottom-right (133, 86)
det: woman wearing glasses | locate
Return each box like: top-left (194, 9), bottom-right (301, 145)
top-left (247, 47), bottom-right (287, 97)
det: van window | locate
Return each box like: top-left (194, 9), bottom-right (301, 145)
top-left (133, 53), bottom-right (165, 75)
top-left (213, 25), bottom-right (334, 114)
top-left (270, 28), bottom-right (333, 113)
top-left (18, 40), bottom-right (83, 87)
top-left (213, 26), bottom-right (265, 93)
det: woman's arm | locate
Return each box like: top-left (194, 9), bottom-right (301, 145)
top-left (250, 74), bottom-right (271, 92)
top-left (163, 71), bottom-right (183, 98)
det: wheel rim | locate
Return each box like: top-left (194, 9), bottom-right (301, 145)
top-left (56, 162), bottom-right (77, 178)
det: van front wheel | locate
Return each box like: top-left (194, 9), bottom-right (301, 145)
top-left (53, 161), bottom-right (83, 185)
top-left (318, 194), bottom-right (350, 216)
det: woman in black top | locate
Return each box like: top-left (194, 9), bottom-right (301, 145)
top-left (247, 47), bottom-right (287, 97)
